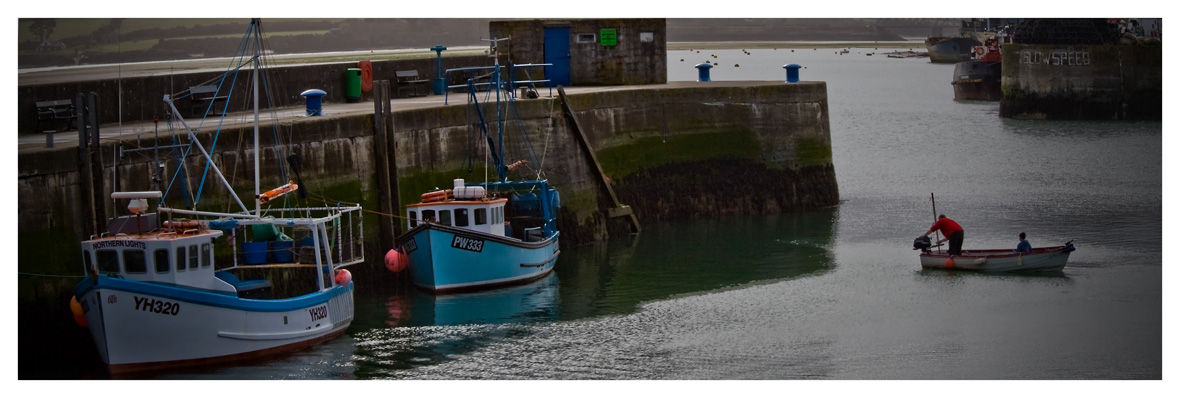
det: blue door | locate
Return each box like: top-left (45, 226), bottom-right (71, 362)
top-left (544, 27), bottom-right (571, 87)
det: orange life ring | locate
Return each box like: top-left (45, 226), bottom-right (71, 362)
top-left (973, 46), bottom-right (986, 56)
top-left (359, 61), bottom-right (373, 93)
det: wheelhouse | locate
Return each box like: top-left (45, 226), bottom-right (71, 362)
top-left (80, 230), bottom-right (237, 295)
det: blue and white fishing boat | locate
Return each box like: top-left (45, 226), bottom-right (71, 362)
top-left (392, 37), bottom-right (561, 293)
top-left (71, 19), bottom-right (363, 375)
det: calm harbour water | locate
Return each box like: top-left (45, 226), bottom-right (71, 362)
top-left (75, 47), bottom-right (1165, 380)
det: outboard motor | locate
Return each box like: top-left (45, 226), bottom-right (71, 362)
top-left (913, 235), bottom-right (932, 252)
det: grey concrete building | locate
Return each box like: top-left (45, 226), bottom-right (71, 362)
top-left (489, 19), bottom-right (667, 86)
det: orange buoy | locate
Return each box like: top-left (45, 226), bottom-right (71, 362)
top-left (70, 296), bottom-right (88, 328)
top-left (335, 269), bottom-right (352, 285)
top-left (385, 249), bottom-right (408, 273)
top-left (944, 257), bottom-right (955, 268)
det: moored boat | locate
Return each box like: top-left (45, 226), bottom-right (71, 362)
top-left (951, 36), bottom-right (1003, 100)
top-left (925, 36), bottom-right (982, 63)
top-left (390, 37), bottom-right (561, 294)
top-left (70, 19), bottom-right (364, 375)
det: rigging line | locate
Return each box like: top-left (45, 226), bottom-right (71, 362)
top-left (192, 58), bottom-right (246, 208)
top-left (162, 117), bottom-right (198, 208)
top-left (17, 272), bottom-right (87, 278)
top-left (507, 98), bottom-right (540, 168)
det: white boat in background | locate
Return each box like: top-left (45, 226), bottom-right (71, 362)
top-left (70, 19), bottom-right (363, 375)
top-left (915, 238), bottom-right (1075, 272)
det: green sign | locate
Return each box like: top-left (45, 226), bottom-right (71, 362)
top-left (600, 28), bottom-right (617, 46)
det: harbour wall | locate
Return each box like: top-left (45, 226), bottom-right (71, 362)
top-left (18, 81), bottom-right (838, 277)
top-left (999, 43), bottom-right (1161, 120)
top-left (17, 55), bottom-right (490, 134)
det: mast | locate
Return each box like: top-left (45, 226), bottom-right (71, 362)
top-left (483, 36), bottom-right (510, 182)
top-left (252, 18), bottom-right (262, 215)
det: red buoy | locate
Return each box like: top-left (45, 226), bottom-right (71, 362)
top-left (944, 257), bottom-right (955, 268)
top-left (335, 269), bottom-right (352, 285)
top-left (385, 249), bottom-right (408, 273)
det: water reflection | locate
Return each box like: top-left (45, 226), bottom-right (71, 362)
top-left (555, 210), bottom-right (839, 320)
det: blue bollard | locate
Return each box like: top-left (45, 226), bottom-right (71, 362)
top-left (300, 89), bottom-right (327, 116)
top-left (784, 64), bottom-right (802, 83)
top-left (431, 45), bottom-right (448, 95)
top-left (695, 63), bottom-right (714, 82)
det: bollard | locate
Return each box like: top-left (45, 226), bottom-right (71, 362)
top-left (431, 45), bottom-right (448, 95)
top-left (300, 89), bottom-right (327, 116)
top-left (784, 64), bottom-right (802, 83)
top-left (45, 130), bottom-right (55, 148)
top-left (695, 63), bottom-right (714, 82)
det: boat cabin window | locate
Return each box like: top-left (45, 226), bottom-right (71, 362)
top-left (154, 249), bottom-right (170, 273)
top-left (455, 208), bottom-right (470, 227)
top-left (124, 250), bottom-right (147, 274)
top-left (439, 210), bottom-right (452, 226)
top-left (493, 207), bottom-right (503, 224)
top-left (408, 211), bottom-right (417, 227)
top-left (175, 246), bottom-right (186, 272)
top-left (188, 245), bottom-right (199, 270)
top-left (201, 244), bottom-right (212, 268)
top-left (97, 249), bottom-right (119, 274)
top-left (422, 210), bottom-right (436, 223)
top-left (475, 208), bottom-right (487, 225)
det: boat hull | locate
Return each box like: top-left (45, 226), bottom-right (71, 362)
top-left (919, 245), bottom-right (1073, 272)
top-left (926, 37), bottom-right (982, 63)
top-left (397, 223), bottom-right (560, 293)
top-left (952, 60), bottom-right (1002, 100)
top-left (74, 277), bottom-right (354, 374)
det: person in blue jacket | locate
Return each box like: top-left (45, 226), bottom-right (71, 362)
top-left (1015, 232), bottom-right (1032, 253)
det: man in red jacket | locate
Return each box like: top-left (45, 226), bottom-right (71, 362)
top-left (925, 214), bottom-right (964, 255)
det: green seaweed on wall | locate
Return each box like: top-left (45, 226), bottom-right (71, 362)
top-left (596, 130), bottom-right (761, 179)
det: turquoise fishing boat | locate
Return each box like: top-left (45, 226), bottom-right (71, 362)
top-left (391, 37), bottom-right (561, 293)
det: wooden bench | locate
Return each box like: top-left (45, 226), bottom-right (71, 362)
top-left (189, 85), bottom-right (229, 117)
top-left (394, 70), bottom-right (430, 98)
top-left (34, 99), bottom-right (76, 133)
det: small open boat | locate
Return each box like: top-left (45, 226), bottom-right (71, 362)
top-left (915, 237), bottom-right (1076, 272)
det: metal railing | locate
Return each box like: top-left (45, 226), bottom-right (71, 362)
top-left (443, 63), bottom-right (553, 105)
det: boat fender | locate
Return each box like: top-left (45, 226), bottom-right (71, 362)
top-left (70, 296), bottom-right (88, 328)
top-left (334, 269), bottom-right (352, 286)
top-left (944, 257), bottom-right (955, 268)
top-left (385, 249), bottom-right (408, 273)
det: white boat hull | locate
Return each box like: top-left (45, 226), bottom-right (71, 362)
top-left (919, 245), bottom-right (1074, 272)
top-left (76, 277), bottom-right (353, 374)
